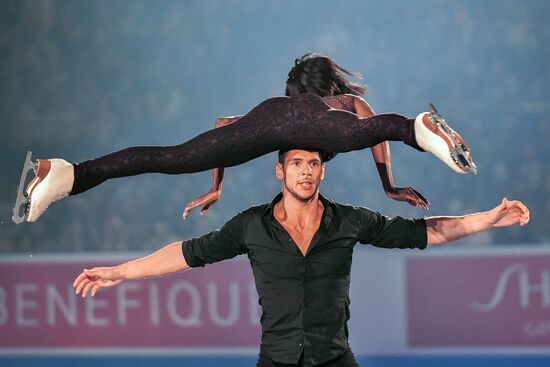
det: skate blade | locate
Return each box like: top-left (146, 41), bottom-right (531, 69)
top-left (429, 103), bottom-right (478, 175)
top-left (12, 151), bottom-right (37, 224)
top-left (453, 147), bottom-right (477, 175)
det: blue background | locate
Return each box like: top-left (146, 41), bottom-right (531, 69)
top-left (1, 0), bottom-right (549, 366)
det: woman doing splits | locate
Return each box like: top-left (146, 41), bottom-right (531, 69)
top-left (15, 53), bottom-right (476, 223)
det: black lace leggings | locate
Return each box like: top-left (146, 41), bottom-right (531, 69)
top-left (71, 93), bottom-right (421, 195)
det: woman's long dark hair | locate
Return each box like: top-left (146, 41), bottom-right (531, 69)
top-left (285, 53), bottom-right (367, 97)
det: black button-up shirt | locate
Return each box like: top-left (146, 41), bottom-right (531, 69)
top-left (182, 193), bottom-right (427, 366)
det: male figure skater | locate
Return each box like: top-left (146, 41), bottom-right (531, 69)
top-left (74, 149), bottom-right (529, 367)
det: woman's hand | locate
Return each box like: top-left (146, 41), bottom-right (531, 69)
top-left (183, 189), bottom-right (221, 220)
top-left (386, 186), bottom-right (430, 210)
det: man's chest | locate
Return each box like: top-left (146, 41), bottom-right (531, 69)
top-left (244, 226), bottom-right (357, 279)
top-left (279, 223), bottom-right (320, 256)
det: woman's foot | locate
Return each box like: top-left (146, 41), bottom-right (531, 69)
top-left (414, 108), bottom-right (477, 174)
top-left (25, 158), bottom-right (74, 222)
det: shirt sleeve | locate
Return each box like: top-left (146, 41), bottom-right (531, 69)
top-left (357, 207), bottom-right (427, 250)
top-left (182, 213), bottom-right (247, 267)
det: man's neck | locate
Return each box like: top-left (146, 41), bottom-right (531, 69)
top-left (274, 191), bottom-right (324, 229)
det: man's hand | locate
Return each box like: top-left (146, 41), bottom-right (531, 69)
top-left (73, 267), bottom-right (124, 298)
top-left (183, 189), bottom-right (221, 220)
top-left (386, 186), bottom-right (430, 210)
top-left (489, 198), bottom-right (530, 227)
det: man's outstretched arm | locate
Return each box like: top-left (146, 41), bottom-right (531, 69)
top-left (73, 241), bottom-right (188, 298)
top-left (426, 198), bottom-right (530, 245)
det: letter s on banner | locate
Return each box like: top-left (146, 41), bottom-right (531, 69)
top-left (471, 264), bottom-right (527, 312)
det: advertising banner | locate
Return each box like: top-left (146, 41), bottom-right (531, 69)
top-left (407, 254), bottom-right (550, 347)
top-left (1, 248), bottom-right (549, 364)
top-left (0, 257), bottom-right (260, 349)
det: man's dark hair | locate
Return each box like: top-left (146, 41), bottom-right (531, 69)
top-left (285, 53), bottom-right (367, 97)
top-left (278, 149), bottom-right (331, 166)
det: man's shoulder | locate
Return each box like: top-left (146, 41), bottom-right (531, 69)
top-left (242, 202), bottom-right (270, 216)
top-left (230, 202), bottom-right (270, 222)
top-left (221, 203), bottom-right (269, 237)
top-left (321, 195), bottom-right (375, 216)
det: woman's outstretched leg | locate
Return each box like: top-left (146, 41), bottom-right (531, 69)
top-left (19, 94), bottom-right (475, 222)
top-left (313, 100), bottom-right (475, 174)
top-left (21, 96), bottom-right (299, 222)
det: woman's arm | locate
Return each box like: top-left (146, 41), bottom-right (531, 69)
top-left (353, 96), bottom-right (429, 209)
top-left (73, 241), bottom-right (189, 297)
top-left (183, 115), bottom-right (243, 220)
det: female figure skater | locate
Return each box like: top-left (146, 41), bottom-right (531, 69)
top-left (14, 54), bottom-right (476, 224)
top-left (183, 53), bottom-right (432, 219)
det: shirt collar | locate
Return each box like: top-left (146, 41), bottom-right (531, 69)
top-left (262, 192), bottom-right (335, 227)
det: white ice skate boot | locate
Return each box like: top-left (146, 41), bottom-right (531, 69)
top-left (414, 104), bottom-right (477, 175)
top-left (12, 152), bottom-right (74, 223)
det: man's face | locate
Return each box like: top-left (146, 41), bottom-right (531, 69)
top-left (276, 150), bottom-right (325, 202)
